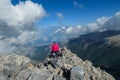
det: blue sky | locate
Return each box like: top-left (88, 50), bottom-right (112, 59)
top-left (11, 0), bottom-right (120, 28)
top-left (0, 0), bottom-right (120, 53)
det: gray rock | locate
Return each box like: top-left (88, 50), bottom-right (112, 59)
top-left (0, 54), bottom-right (30, 79)
top-left (53, 75), bottom-right (66, 80)
top-left (27, 73), bottom-right (51, 80)
top-left (49, 58), bottom-right (57, 68)
top-left (70, 66), bottom-right (84, 80)
top-left (0, 76), bottom-right (13, 80)
top-left (16, 68), bottom-right (52, 80)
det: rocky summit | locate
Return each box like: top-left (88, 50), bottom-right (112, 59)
top-left (0, 47), bottom-right (115, 80)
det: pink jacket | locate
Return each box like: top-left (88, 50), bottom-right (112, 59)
top-left (51, 43), bottom-right (59, 52)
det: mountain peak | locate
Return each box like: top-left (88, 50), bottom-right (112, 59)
top-left (0, 47), bottom-right (115, 80)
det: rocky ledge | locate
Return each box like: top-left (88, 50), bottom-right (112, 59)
top-left (0, 47), bottom-right (115, 80)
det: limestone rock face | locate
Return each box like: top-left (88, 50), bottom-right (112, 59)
top-left (70, 66), bottom-right (84, 80)
top-left (0, 47), bottom-right (115, 80)
top-left (53, 75), bottom-right (66, 80)
top-left (0, 54), bottom-right (30, 80)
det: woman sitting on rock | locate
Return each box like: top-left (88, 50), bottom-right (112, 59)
top-left (51, 41), bottom-right (60, 59)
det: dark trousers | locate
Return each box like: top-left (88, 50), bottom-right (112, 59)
top-left (51, 51), bottom-right (59, 58)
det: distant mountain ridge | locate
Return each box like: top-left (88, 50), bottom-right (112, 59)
top-left (68, 30), bottom-right (120, 80)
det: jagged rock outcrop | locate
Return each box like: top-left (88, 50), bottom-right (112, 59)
top-left (0, 54), bottom-right (31, 80)
top-left (0, 47), bottom-right (115, 80)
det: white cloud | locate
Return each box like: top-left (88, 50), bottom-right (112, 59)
top-left (73, 1), bottom-right (83, 9)
top-left (0, 0), bottom-right (46, 54)
top-left (97, 17), bottom-right (110, 25)
top-left (53, 26), bottom-right (66, 35)
top-left (103, 12), bottom-right (120, 30)
top-left (115, 12), bottom-right (120, 16)
top-left (54, 28), bottom-right (61, 34)
top-left (46, 11), bottom-right (120, 47)
top-left (61, 26), bottom-right (66, 30)
top-left (86, 23), bottom-right (99, 32)
top-left (85, 17), bottom-right (110, 33)
top-left (56, 11), bottom-right (120, 35)
top-left (65, 27), bottom-right (73, 34)
top-left (0, 39), bottom-right (17, 53)
top-left (0, 0), bottom-right (46, 28)
top-left (65, 25), bottom-right (86, 34)
top-left (16, 31), bottom-right (39, 45)
top-left (56, 12), bottom-right (63, 19)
